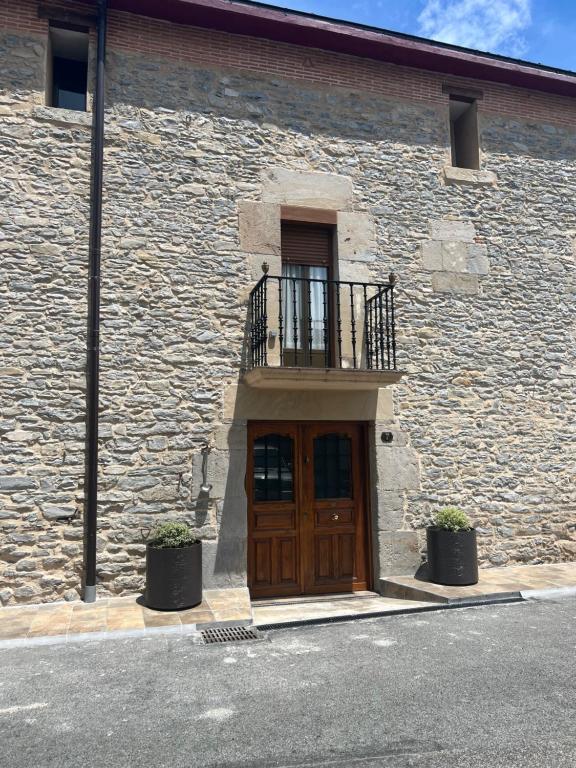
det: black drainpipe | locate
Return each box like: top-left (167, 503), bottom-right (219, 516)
top-left (83, 0), bottom-right (107, 603)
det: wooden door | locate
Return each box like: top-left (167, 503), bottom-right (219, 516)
top-left (247, 423), bottom-right (301, 598)
top-left (301, 423), bottom-right (368, 594)
top-left (247, 422), bottom-right (370, 598)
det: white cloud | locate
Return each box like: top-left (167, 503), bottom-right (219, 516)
top-left (418, 0), bottom-right (532, 57)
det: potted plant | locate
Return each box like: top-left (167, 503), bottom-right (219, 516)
top-left (145, 522), bottom-right (202, 611)
top-left (426, 507), bottom-right (478, 586)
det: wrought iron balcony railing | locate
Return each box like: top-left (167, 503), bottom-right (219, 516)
top-left (248, 270), bottom-right (397, 371)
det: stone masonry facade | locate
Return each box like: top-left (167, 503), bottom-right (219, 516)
top-left (0, 0), bottom-right (575, 604)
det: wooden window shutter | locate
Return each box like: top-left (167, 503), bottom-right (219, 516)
top-left (281, 222), bottom-right (333, 267)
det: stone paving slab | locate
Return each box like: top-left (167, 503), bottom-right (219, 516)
top-left (0, 588), bottom-right (252, 644)
top-left (380, 562), bottom-right (576, 604)
top-left (252, 592), bottom-right (434, 627)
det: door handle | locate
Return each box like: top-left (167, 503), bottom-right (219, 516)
top-left (331, 514), bottom-right (339, 521)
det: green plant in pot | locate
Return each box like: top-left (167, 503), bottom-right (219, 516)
top-left (145, 522), bottom-right (202, 611)
top-left (426, 507), bottom-right (478, 586)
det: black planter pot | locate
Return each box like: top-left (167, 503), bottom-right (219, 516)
top-left (426, 527), bottom-right (478, 586)
top-left (145, 540), bottom-right (202, 611)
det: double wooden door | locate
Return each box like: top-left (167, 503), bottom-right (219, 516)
top-left (247, 421), bottom-right (370, 598)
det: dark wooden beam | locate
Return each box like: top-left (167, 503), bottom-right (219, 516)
top-left (38, 3), bottom-right (97, 27)
top-left (281, 206), bottom-right (338, 225)
top-left (442, 83), bottom-right (484, 100)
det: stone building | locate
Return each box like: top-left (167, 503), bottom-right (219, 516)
top-left (0, 0), bottom-right (575, 606)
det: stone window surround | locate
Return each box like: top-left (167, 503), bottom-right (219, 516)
top-left (441, 84), bottom-right (498, 187)
top-left (30, 104), bottom-right (92, 128)
top-left (238, 167), bottom-right (377, 285)
top-left (33, 13), bottom-right (97, 117)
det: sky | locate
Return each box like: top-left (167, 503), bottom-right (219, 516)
top-left (261, 0), bottom-right (576, 72)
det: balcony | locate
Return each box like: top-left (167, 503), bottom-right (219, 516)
top-left (244, 269), bottom-right (403, 391)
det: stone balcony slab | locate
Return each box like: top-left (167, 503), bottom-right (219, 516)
top-left (242, 367), bottom-right (404, 390)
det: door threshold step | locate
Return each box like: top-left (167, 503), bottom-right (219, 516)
top-left (254, 594), bottom-right (524, 630)
top-left (253, 591), bottom-right (377, 607)
top-left (252, 594), bottom-right (436, 626)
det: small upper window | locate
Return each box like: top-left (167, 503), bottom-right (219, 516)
top-left (49, 25), bottom-right (88, 111)
top-left (449, 96), bottom-right (480, 170)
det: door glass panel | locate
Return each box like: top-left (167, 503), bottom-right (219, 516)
top-left (253, 434), bottom-right (294, 502)
top-left (282, 263), bottom-right (328, 363)
top-left (314, 433), bottom-right (352, 499)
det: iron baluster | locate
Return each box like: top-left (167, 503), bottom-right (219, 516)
top-left (254, 286), bottom-right (260, 365)
top-left (335, 284), bottom-right (343, 368)
top-left (262, 277), bottom-right (268, 366)
top-left (291, 277), bottom-right (298, 367)
top-left (363, 285), bottom-right (371, 370)
top-left (349, 283), bottom-right (357, 369)
top-left (277, 276), bottom-right (284, 368)
top-left (373, 294), bottom-right (378, 368)
top-left (385, 288), bottom-right (391, 370)
top-left (306, 278), bottom-right (313, 367)
top-left (255, 280), bottom-right (259, 367)
top-left (261, 281), bottom-right (264, 365)
top-left (249, 290), bottom-right (254, 367)
top-left (256, 285), bottom-right (262, 365)
top-left (249, 288), bottom-right (253, 367)
top-left (253, 286), bottom-right (260, 365)
top-left (390, 282), bottom-right (396, 369)
top-left (378, 290), bottom-right (385, 371)
top-left (322, 278), bottom-right (328, 367)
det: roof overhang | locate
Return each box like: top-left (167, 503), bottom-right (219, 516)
top-left (106, 0), bottom-right (576, 98)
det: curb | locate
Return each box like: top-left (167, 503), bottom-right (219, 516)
top-left (0, 623), bottom-right (198, 650)
top-left (0, 616), bottom-right (253, 651)
top-left (520, 586), bottom-right (576, 600)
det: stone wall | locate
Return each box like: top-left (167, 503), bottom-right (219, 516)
top-left (0, 31), bottom-right (92, 604)
top-left (1, 12), bottom-right (575, 604)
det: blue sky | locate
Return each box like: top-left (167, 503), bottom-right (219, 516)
top-left (262, 0), bottom-right (576, 72)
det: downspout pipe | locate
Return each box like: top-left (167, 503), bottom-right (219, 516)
top-left (83, 0), bottom-right (107, 603)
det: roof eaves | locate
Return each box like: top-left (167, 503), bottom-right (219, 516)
top-left (109, 0), bottom-right (576, 98)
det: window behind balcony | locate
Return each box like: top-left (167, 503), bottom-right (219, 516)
top-left (281, 222), bottom-right (334, 368)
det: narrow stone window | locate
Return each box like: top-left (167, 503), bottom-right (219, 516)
top-left (48, 24), bottom-right (89, 111)
top-left (449, 96), bottom-right (480, 170)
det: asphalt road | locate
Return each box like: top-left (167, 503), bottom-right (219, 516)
top-left (1, 595), bottom-right (575, 768)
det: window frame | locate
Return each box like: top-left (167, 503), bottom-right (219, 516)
top-left (448, 94), bottom-right (481, 171)
top-left (47, 22), bottom-right (90, 113)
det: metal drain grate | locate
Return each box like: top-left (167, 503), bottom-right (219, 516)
top-left (200, 626), bottom-right (264, 645)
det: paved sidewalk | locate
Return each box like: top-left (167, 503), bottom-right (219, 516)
top-left (0, 588), bottom-right (251, 644)
top-left (1, 562), bottom-right (574, 645)
top-left (382, 561), bottom-right (576, 603)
